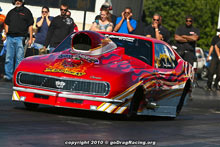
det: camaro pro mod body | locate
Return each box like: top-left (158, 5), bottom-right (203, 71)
top-left (12, 31), bottom-right (193, 118)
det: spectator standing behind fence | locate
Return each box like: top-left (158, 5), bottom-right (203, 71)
top-left (90, 9), bottom-right (113, 32)
top-left (0, 6), bottom-right (6, 79)
top-left (144, 14), bottom-right (170, 42)
top-left (32, 6), bottom-right (53, 50)
top-left (205, 34), bottom-right (220, 91)
top-left (66, 10), bottom-right (78, 32)
top-left (114, 7), bottom-right (137, 34)
top-left (1, 0), bottom-right (34, 82)
top-left (44, 4), bottom-right (74, 53)
top-left (95, 2), bottom-right (117, 29)
top-left (174, 15), bottom-right (200, 65)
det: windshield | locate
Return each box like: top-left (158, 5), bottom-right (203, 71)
top-left (103, 34), bottom-right (153, 65)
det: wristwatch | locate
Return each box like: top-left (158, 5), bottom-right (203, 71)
top-left (219, 56), bottom-right (220, 60)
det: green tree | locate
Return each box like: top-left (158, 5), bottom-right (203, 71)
top-left (144, 0), bottom-right (220, 50)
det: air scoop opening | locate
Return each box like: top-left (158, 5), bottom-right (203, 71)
top-left (72, 33), bottom-right (92, 51)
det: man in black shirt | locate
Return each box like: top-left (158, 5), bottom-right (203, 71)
top-left (144, 14), bottom-right (170, 42)
top-left (206, 34), bottom-right (220, 91)
top-left (2, 0), bottom-right (34, 82)
top-left (175, 15), bottom-right (200, 65)
top-left (44, 4), bottom-right (74, 52)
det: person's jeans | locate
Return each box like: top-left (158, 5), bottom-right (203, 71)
top-left (4, 36), bottom-right (25, 80)
top-left (32, 42), bottom-right (44, 50)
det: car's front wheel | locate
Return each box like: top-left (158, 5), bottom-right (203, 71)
top-left (24, 102), bottom-right (39, 110)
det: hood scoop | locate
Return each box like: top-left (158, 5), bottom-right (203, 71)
top-left (71, 31), bottom-right (117, 56)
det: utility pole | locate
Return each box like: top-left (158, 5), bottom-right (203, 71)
top-left (82, 0), bottom-right (89, 30)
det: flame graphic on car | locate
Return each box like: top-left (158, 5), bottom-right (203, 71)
top-left (44, 59), bottom-right (94, 76)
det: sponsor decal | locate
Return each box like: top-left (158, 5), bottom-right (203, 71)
top-left (105, 34), bottom-right (135, 42)
top-left (58, 54), bottom-right (99, 64)
top-left (189, 32), bottom-right (196, 35)
top-left (19, 13), bottom-right (25, 16)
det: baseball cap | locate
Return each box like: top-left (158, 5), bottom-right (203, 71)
top-left (16, 0), bottom-right (23, 2)
top-left (101, 2), bottom-right (112, 10)
top-left (185, 15), bottom-right (194, 21)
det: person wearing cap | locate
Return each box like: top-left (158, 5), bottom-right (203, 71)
top-left (174, 15), bottom-right (200, 65)
top-left (114, 7), bottom-right (137, 34)
top-left (1, 0), bottom-right (34, 82)
top-left (205, 30), bottom-right (220, 91)
top-left (66, 10), bottom-right (78, 32)
top-left (94, 2), bottom-right (117, 29)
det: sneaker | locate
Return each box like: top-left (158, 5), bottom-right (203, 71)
top-left (205, 86), bottom-right (212, 91)
top-left (215, 86), bottom-right (220, 91)
top-left (0, 74), bottom-right (3, 79)
top-left (212, 87), bottom-right (217, 92)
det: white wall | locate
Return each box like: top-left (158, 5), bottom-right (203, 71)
top-left (0, 0), bottom-right (106, 30)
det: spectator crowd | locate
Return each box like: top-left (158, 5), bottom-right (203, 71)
top-left (0, 0), bottom-right (219, 90)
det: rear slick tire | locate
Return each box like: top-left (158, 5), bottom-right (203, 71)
top-left (127, 86), bottom-right (144, 118)
top-left (176, 80), bottom-right (191, 114)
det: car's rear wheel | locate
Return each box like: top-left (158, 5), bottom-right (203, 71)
top-left (127, 86), bottom-right (145, 118)
top-left (24, 102), bottom-right (39, 110)
top-left (176, 80), bottom-right (191, 114)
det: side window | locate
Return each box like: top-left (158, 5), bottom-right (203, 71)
top-left (154, 43), bottom-right (177, 69)
top-left (166, 45), bottom-right (178, 67)
top-left (131, 40), bottom-right (152, 66)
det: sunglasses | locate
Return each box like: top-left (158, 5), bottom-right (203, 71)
top-left (42, 11), bottom-right (48, 13)
top-left (186, 20), bottom-right (192, 22)
top-left (100, 14), bottom-right (107, 16)
top-left (60, 8), bottom-right (68, 12)
top-left (153, 19), bottom-right (160, 21)
top-left (124, 12), bottom-right (130, 14)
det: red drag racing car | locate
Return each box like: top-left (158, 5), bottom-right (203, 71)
top-left (12, 31), bottom-right (193, 118)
